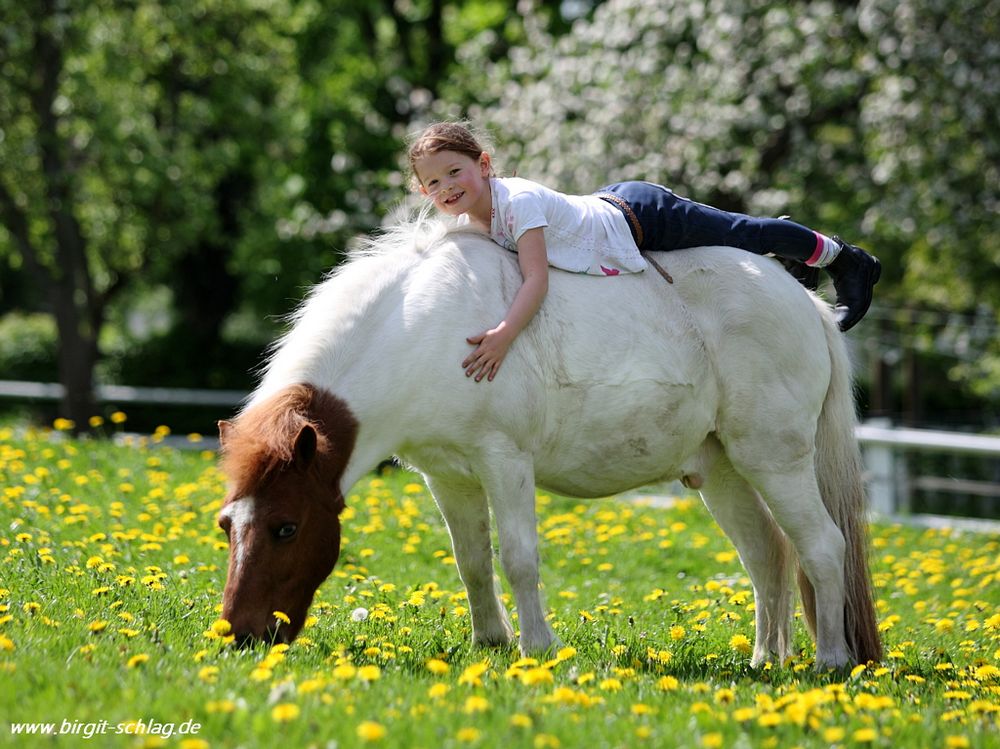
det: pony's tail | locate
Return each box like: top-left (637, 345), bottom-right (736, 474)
top-left (798, 304), bottom-right (883, 664)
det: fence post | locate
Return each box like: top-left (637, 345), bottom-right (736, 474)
top-left (862, 418), bottom-right (897, 516)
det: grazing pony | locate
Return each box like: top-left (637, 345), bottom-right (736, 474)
top-left (217, 218), bottom-right (882, 668)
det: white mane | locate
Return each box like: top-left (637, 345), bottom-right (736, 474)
top-left (250, 211), bottom-right (485, 407)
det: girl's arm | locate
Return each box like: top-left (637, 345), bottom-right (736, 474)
top-left (463, 227), bottom-right (549, 382)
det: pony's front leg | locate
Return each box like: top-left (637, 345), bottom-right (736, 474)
top-left (477, 446), bottom-right (558, 656)
top-left (423, 473), bottom-right (514, 648)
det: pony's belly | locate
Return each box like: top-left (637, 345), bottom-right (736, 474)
top-left (532, 381), bottom-right (714, 497)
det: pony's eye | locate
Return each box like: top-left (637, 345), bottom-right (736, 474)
top-left (275, 523), bottom-right (297, 540)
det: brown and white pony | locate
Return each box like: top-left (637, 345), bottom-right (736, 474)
top-left (217, 220), bottom-right (881, 668)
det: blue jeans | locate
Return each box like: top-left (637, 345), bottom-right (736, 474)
top-left (595, 181), bottom-right (819, 262)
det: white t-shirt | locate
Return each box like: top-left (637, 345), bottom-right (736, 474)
top-left (474, 177), bottom-right (648, 276)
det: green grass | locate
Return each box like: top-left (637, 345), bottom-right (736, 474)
top-left (1, 421), bottom-right (999, 748)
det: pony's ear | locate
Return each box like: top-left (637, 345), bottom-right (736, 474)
top-left (293, 424), bottom-right (318, 470)
top-left (218, 420), bottom-right (233, 449)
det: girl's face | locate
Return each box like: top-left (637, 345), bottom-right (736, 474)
top-left (414, 149), bottom-right (492, 224)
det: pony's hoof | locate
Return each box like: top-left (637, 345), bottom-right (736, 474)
top-left (472, 623), bottom-right (515, 649)
top-left (518, 635), bottom-right (562, 658)
top-left (813, 653), bottom-right (853, 672)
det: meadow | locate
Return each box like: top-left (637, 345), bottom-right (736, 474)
top-left (1, 419), bottom-right (998, 748)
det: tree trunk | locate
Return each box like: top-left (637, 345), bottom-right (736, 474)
top-left (52, 299), bottom-right (98, 428)
top-left (30, 0), bottom-right (101, 431)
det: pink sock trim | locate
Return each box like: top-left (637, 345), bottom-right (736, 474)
top-left (806, 232), bottom-right (824, 266)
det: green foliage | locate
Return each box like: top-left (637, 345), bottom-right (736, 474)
top-left (1, 0), bottom-right (997, 421)
top-left (0, 312), bottom-right (58, 381)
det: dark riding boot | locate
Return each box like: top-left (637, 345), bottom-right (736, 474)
top-left (825, 238), bottom-right (881, 332)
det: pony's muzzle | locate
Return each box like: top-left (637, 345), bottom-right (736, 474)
top-left (231, 624), bottom-right (286, 649)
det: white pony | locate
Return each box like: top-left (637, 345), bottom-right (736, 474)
top-left (217, 219), bottom-right (882, 669)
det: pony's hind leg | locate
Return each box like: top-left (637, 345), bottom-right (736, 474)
top-left (724, 447), bottom-right (852, 669)
top-left (423, 473), bottom-right (514, 647)
top-left (696, 439), bottom-right (795, 666)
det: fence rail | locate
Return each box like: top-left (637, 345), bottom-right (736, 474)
top-left (3, 380), bottom-right (999, 522)
top-left (0, 379), bottom-right (246, 408)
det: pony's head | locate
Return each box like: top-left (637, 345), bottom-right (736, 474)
top-left (217, 383), bottom-right (358, 646)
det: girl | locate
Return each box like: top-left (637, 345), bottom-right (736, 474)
top-left (408, 121), bottom-right (880, 383)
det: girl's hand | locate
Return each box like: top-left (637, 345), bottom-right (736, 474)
top-left (463, 323), bottom-right (514, 382)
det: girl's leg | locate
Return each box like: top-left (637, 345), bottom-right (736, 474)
top-left (596, 182), bottom-right (880, 332)
top-left (598, 181), bottom-right (825, 259)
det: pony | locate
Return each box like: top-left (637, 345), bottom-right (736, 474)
top-left (217, 218), bottom-right (882, 669)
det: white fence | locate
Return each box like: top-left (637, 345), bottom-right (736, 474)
top-left (0, 380), bottom-right (245, 408)
top-left (3, 380), bottom-right (999, 521)
top-left (857, 418), bottom-right (1000, 519)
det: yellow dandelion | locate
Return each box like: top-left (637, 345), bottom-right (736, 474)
top-left (853, 728), bottom-right (878, 743)
top-left (273, 611), bottom-right (291, 624)
top-left (975, 664), bottom-right (1000, 681)
top-left (271, 703), bottom-right (299, 723)
top-left (358, 665), bottom-right (381, 681)
top-left (428, 683), bottom-right (450, 699)
top-left (456, 727), bottom-right (481, 743)
top-left (110, 411), bottom-right (127, 424)
top-left (670, 625), bottom-right (686, 640)
top-left (356, 721), bottom-right (387, 742)
top-left (823, 727), bottom-right (846, 742)
top-left (333, 663), bottom-right (357, 680)
top-left (0, 634), bottom-right (14, 652)
top-left (657, 675), bottom-right (679, 691)
top-left (945, 737), bottom-right (970, 749)
top-left (714, 688), bottom-right (735, 704)
top-left (205, 699), bottom-right (236, 713)
top-left (426, 658), bottom-right (450, 675)
top-left (88, 620), bottom-right (108, 633)
top-left (702, 733), bottom-right (724, 749)
top-left (730, 634), bottom-right (752, 655)
top-left (127, 654), bottom-right (149, 668)
top-left (556, 646), bottom-right (577, 660)
top-left (510, 713), bottom-right (533, 728)
top-left (463, 696), bottom-right (490, 714)
top-left (210, 619), bottom-right (232, 636)
top-left (519, 667), bottom-right (555, 686)
top-left (198, 666), bottom-right (219, 683)
top-left (757, 713), bottom-right (782, 727)
top-left (458, 660), bottom-right (490, 686)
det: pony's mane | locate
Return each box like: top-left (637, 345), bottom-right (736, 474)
top-left (274, 208), bottom-right (485, 335)
top-left (256, 210), bottom-right (487, 383)
top-left (338, 205), bottom-right (485, 269)
top-left (221, 384), bottom-right (330, 496)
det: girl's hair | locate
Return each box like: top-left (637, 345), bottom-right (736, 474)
top-left (406, 121), bottom-right (494, 188)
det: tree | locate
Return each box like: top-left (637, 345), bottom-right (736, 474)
top-left (0, 0), bottom-right (537, 427)
top-left (0, 0), bottom-right (304, 425)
